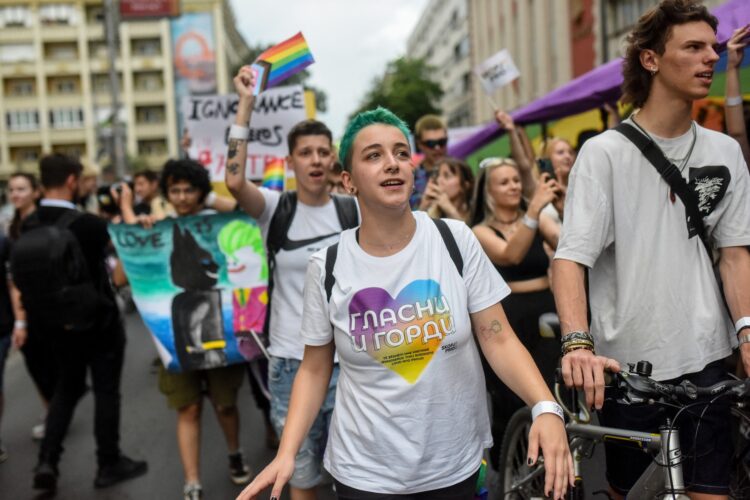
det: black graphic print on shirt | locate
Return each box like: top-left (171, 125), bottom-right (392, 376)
top-left (688, 165), bottom-right (730, 216)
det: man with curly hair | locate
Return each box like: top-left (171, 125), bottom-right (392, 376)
top-left (553, 1), bottom-right (750, 498)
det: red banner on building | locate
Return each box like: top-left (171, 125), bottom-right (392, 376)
top-left (120, 0), bottom-right (180, 19)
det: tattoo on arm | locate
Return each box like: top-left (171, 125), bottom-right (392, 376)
top-left (227, 162), bottom-right (240, 175)
top-left (477, 319), bottom-right (503, 341)
top-left (228, 138), bottom-right (245, 159)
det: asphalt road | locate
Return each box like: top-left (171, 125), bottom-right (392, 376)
top-left (0, 309), bottom-right (606, 500)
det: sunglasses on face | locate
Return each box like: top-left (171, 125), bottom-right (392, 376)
top-left (421, 138), bottom-right (448, 149)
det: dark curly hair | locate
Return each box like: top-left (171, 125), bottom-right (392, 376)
top-left (621, 0), bottom-right (717, 108)
top-left (159, 158), bottom-right (212, 203)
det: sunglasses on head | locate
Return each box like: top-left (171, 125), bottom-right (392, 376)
top-left (421, 138), bottom-right (448, 149)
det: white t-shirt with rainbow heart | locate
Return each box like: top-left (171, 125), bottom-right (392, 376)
top-left (301, 211), bottom-right (510, 493)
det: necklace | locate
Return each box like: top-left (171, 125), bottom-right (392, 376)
top-left (631, 117), bottom-right (697, 203)
top-left (495, 212), bottom-right (520, 224)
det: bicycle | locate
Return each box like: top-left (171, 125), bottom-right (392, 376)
top-left (498, 360), bottom-right (750, 499)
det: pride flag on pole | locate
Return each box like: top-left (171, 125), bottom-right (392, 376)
top-left (261, 158), bottom-right (285, 191)
top-left (250, 32), bottom-right (315, 95)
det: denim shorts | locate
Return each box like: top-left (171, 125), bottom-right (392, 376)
top-left (0, 336), bottom-right (10, 393)
top-left (269, 356), bottom-right (339, 489)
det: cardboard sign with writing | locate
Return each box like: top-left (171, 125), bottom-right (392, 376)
top-left (183, 84), bottom-right (307, 181)
top-left (475, 49), bottom-right (520, 94)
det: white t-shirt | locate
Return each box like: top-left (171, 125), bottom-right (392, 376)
top-left (301, 211), bottom-right (510, 493)
top-left (556, 119), bottom-right (750, 381)
top-left (257, 188), bottom-right (357, 360)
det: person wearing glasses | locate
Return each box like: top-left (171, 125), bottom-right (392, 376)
top-left (412, 114), bottom-right (449, 210)
top-left (469, 157), bottom-right (564, 472)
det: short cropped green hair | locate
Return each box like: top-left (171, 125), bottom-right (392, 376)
top-left (338, 107), bottom-right (411, 172)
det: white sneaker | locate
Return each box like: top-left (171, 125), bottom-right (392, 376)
top-left (31, 423), bottom-right (45, 441)
top-left (183, 482), bottom-right (202, 500)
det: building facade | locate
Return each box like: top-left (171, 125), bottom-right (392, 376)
top-left (468, 0), bottom-right (582, 125)
top-left (407, 0), bottom-right (473, 128)
top-left (0, 0), bottom-right (248, 177)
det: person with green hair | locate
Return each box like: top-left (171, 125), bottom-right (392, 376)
top-left (239, 107), bottom-right (573, 499)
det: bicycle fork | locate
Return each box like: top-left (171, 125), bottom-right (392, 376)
top-left (627, 423), bottom-right (689, 500)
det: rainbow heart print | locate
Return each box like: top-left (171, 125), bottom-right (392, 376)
top-left (347, 280), bottom-right (455, 383)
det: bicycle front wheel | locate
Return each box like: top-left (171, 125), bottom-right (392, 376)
top-left (498, 407), bottom-right (546, 499)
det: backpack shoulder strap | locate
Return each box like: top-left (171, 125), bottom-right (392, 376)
top-left (431, 218), bottom-right (463, 277)
top-left (331, 194), bottom-right (359, 230)
top-left (324, 242), bottom-right (339, 302)
top-left (614, 122), bottom-right (709, 254)
top-left (266, 191), bottom-right (297, 256)
top-left (54, 209), bottom-right (83, 230)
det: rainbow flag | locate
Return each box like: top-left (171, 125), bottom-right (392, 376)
top-left (261, 158), bottom-right (285, 191)
top-left (251, 32), bottom-right (315, 95)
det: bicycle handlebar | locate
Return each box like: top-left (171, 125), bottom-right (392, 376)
top-left (556, 360), bottom-right (750, 408)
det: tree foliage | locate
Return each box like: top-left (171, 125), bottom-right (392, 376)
top-left (231, 44), bottom-right (328, 112)
top-left (350, 57), bottom-right (443, 132)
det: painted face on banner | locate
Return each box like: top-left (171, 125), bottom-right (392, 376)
top-left (225, 246), bottom-right (264, 286)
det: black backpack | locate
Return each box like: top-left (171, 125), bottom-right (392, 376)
top-left (263, 192), bottom-right (359, 335)
top-left (323, 217), bottom-right (464, 302)
top-left (10, 210), bottom-right (100, 332)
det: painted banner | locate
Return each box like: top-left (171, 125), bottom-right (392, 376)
top-left (171, 12), bottom-right (217, 133)
top-left (475, 49), bottom-right (520, 94)
top-left (110, 212), bottom-right (268, 373)
top-left (183, 84), bottom-right (307, 181)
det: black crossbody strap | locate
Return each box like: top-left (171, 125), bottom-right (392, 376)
top-left (431, 218), bottom-right (463, 277)
top-left (324, 243), bottom-right (338, 303)
top-left (614, 123), bottom-right (710, 255)
top-left (331, 194), bottom-right (359, 230)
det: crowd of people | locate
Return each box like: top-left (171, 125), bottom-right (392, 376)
top-left (0, 1), bottom-right (748, 500)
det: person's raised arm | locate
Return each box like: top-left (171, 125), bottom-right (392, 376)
top-left (473, 174), bottom-right (558, 265)
top-left (226, 66), bottom-right (266, 219)
top-left (496, 110), bottom-right (536, 198)
top-left (472, 303), bottom-right (573, 499)
top-left (719, 246), bottom-right (750, 375)
top-left (725, 25), bottom-right (750, 168)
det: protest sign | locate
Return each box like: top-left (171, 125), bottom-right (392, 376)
top-left (475, 49), bottom-right (520, 94)
top-left (183, 84), bottom-right (307, 181)
top-left (251, 32), bottom-right (315, 95)
top-left (110, 212), bottom-right (268, 373)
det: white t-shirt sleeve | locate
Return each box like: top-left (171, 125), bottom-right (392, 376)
top-left (299, 253), bottom-right (334, 346)
top-left (555, 139), bottom-right (615, 268)
top-left (713, 145), bottom-right (750, 248)
top-left (256, 188), bottom-right (281, 232)
top-left (448, 220), bottom-right (511, 313)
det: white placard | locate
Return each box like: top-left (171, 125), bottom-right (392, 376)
top-left (475, 49), bottom-right (520, 94)
top-left (182, 84), bottom-right (307, 181)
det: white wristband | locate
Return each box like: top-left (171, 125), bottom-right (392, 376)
top-left (522, 214), bottom-right (539, 230)
top-left (726, 95), bottom-right (743, 107)
top-left (531, 401), bottom-right (564, 422)
top-left (736, 317), bottom-right (750, 335)
top-left (228, 124), bottom-right (249, 140)
top-left (205, 191), bottom-right (217, 208)
top-left (14, 319), bottom-right (27, 329)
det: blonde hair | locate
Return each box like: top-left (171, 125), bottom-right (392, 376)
top-left (470, 157), bottom-right (521, 227)
top-left (540, 137), bottom-right (573, 160)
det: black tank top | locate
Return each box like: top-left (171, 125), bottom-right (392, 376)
top-left (491, 227), bottom-right (549, 282)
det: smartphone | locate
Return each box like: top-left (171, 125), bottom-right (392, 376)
top-left (537, 158), bottom-right (555, 179)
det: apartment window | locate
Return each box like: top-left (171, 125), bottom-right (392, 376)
top-left (461, 72), bottom-right (471, 94)
top-left (137, 106), bottom-right (164, 124)
top-left (49, 108), bottom-right (84, 129)
top-left (0, 6), bottom-right (32, 27)
top-left (52, 78), bottom-right (77, 94)
top-left (6, 110), bottom-right (39, 131)
top-left (54, 144), bottom-right (84, 157)
top-left (15, 148), bottom-right (39, 162)
top-left (135, 72), bottom-right (163, 91)
top-left (39, 4), bottom-right (78, 25)
top-left (46, 43), bottom-right (78, 60)
top-left (132, 39), bottom-right (161, 56)
top-left (454, 36), bottom-right (470, 62)
top-left (86, 6), bottom-right (104, 23)
top-left (138, 140), bottom-right (166, 156)
top-left (89, 41), bottom-right (108, 58)
top-left (7, 79), bottom-right (34, 96)
top-left (0, 43), bottom-right (34, 63)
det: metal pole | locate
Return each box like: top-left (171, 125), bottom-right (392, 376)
top-left (104, 0), bottom-right (126, 178)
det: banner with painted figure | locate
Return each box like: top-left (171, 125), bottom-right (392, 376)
top-left (183, 85), bottom-right (307, 182)
top-left (110, 212), bottom-right (268, 373)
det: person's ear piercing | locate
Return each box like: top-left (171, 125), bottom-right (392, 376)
top-left (650, 67), bottom-right (658, 75)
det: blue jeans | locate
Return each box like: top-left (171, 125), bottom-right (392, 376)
top-left (269, 356), bottom-right (338, 489)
